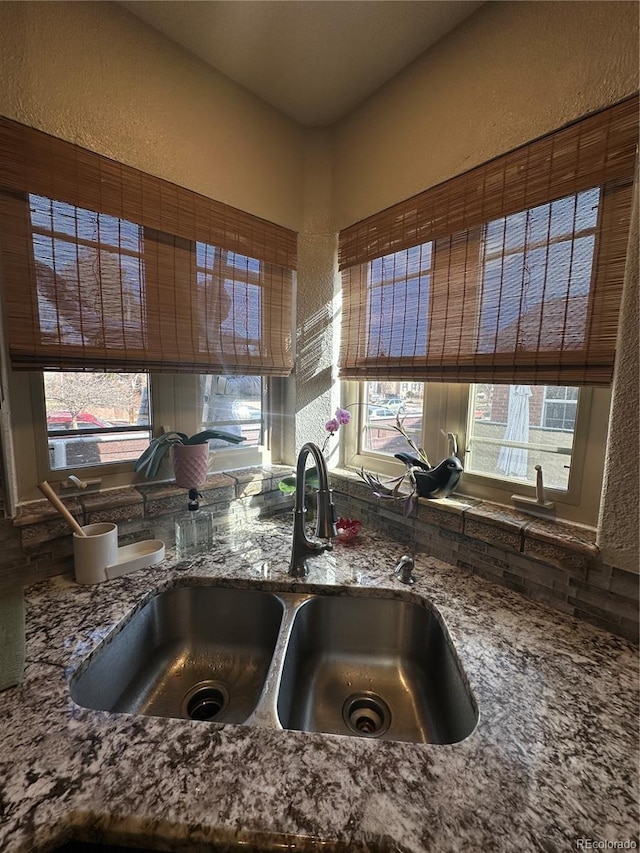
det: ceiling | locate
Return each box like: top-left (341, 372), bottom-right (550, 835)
top-left (119, 1), bottom-right (484, 127)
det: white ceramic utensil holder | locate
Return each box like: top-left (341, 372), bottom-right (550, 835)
top-left (73, 522), bottom-right (166, 585)
top-left (73, 522), bottom-right (118, 584)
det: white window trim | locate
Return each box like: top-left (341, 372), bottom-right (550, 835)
top-left (341, 380), bottom-right (609, 527)
top-left (6, 370), bottom-right (274, 504)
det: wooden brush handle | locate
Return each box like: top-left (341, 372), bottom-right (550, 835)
top-left (37, 481), bottom-right (87, 537)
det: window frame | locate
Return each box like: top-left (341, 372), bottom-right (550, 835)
top-left (42, 371), bottom-right (152, 474)
top-left (341, 379), bottom-right (609, 526)
top-left (1, 190), bottom-right (282, 503)
top-left (5, 369), bottom-right (274, 503)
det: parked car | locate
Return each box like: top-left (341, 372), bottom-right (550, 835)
top-left (379, 396), bottom-right (405, 414)
top-left (368, 405), bottom-right (396, 420)
top-left (46, 412), bottom-right (112, 431)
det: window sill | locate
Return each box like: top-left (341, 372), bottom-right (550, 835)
top-left (12, 465), bottom-right (293, 549)
top-left (330, 467), bottom-right (597, 569)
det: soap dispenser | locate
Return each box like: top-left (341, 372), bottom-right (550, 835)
top-left (175, 488), bottom-right (213, 558)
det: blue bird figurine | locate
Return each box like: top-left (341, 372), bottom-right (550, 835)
top-left (394, 452), bottom-right (463, 499)
top-left (414, 456), bottom-right (463, 498)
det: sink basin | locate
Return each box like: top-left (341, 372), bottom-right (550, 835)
top-left (71, 586), bottom-right (284, 724)
top-left (71, 583), bottom-right (477, 746)
top-left (276, 594), bottom-right (477, 744)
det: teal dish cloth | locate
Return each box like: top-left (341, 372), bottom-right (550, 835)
top-left (0, 584), bottom-right (25, 691)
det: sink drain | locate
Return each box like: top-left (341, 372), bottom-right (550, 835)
top-left (182, 681), bottom-right (229, 722)
top-left (342, 692), bottom-right (391, 738)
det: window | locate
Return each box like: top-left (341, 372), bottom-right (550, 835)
top-left (7, 368), bottom-right (271, 500)
top-left (542, 387), bottom-right (578, 432)
top-left (338, 99), bottom-right (636, 526)
top-left (367, 244), bottom-right (432, 359)
top-left (477, 188), bottom-right (599, 358)
top-left (342, 179), bottom-right (613, 520)
top-left (0, 118), bottom-right (293, 500)
top-left (44, 372), bottom-right (151, 470)
top-left (199, 374), bottom-right (264, 448)
top-left (28, 194), bottom-right (146, 356)
top-left (466, 384), bottom-right (576, 491)
top-left (195, 245), bottom-right (263, 361)
top-left (20, 201), bottom-right (272, 480)
top-left (361, 382), bottom-right (423, 455)
top-left (10, 214), bottom-right (274, 487)
top-left (345, 380), bottom-right (609, 526)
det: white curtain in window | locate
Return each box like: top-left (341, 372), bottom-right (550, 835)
top-left (497, 384), bottom-right (532, 478)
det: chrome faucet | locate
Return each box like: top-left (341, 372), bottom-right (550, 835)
top-left (289, 442), bottom-right (337, 577)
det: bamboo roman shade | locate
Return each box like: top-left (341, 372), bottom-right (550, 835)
top-left (0, 118), bottom-right (296, 374)
top-left (339, 94), bottom-right (638, 385)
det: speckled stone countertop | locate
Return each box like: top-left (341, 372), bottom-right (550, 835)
top-left (0, 516), bottom-right (638, 852)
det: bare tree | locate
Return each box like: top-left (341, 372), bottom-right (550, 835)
top-left (44, 372), bottom-right (146, 426)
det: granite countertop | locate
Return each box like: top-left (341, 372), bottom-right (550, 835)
top-left (0, 515), bottom-right (638, 853)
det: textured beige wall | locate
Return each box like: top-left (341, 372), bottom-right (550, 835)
top-left (333, 1), bottom-right (639, 229)
top-left (285, 129), bottom-right (340, 466)
top-left (598, 169), bottom-right (639, 572)
top-left (0, 1), bottom-right (305, 230)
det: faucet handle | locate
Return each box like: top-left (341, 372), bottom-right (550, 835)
top-left (316, 488), bottom-right (338, 540)
top-left (394, 555), bottom-right (415, 585)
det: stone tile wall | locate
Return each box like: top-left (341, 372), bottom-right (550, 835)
top-left (1, 463), bottom-right (637, 644)
top-left (1, 467), bottom-right (294, 588)
top-left (330, 470), bottom-right (639, 644)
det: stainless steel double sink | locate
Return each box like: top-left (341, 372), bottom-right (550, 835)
top-left (71, 585), bottom-right (478, 745)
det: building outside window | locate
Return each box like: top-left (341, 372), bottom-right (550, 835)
top-left (542, 386), bottom-right (579, 432)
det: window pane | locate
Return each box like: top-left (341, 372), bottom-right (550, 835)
top-left (366, 243), bottom-right (431, 358)
top-left (361, 383), bottom-right (423, 455)
top-left (45, 372), bottom-right (151, 470)
top-left (199, 375), bottom-right (262, 447)
top-left (195, 243), bottom-right (263, 357)
top-left (466, 384), bottom-right (576, 491)
top-left (226, 251), bottom-right (261, 274)
top-left (221, 279), bottom-right (262, 344)
top-left (542, 386), bottom-right (578, 431)
top-left (478, 189), bottom-right (600, 355)
top-left (30, 195), bottom-right (145, 350)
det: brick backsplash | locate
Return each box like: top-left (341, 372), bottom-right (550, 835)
top-left (1, 466), bottom-right (294, 589)
top-left (330, 470), bottom-right (639, 644)
top-left (1, 464), bottom-right (637, 644)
